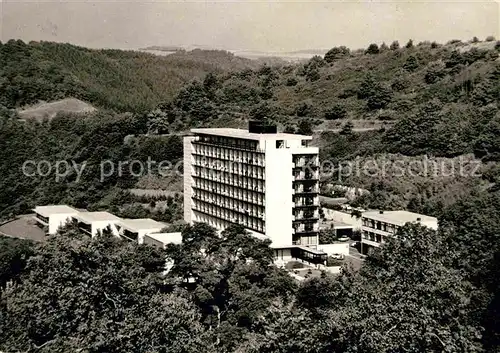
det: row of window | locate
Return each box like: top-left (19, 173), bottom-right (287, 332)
top-left (293, 235), bottom-right (318, 246)
top-left (362, 218), bottom-right (399, 234)
top-left (293, 155), bottom-right (319, 167)
top-left (192, 157), bottom-right (265, 179)
top-left (192, 199), bottom-right (265, 233)
top-left (362, 231), bottom-right (387, 243)
top-left (195, 136), bottom-right (261, 152)
top-left (35, 213), bottom-right (49, 224)
top-left (293, 170), bottom-right (320, 180)
top-left (193, 169), bottom-right (265, 192)
top-left (193, 184), bottom-right (265, 207)
top-left (192, 144), bottom-right (265, 166)
top-left (293, 195), bottom-right (319, 207)
top-left (294, 224), bottom-right (319, 233)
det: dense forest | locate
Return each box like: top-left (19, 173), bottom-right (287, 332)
top-left (0, 37), bottom-right (499, 351)
top-left (1, 209), bottom-right (499, 352)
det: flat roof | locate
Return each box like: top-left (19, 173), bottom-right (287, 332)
top-left (333, 222), bottom-right (355, 229)
top-left (74, 211), bottom-right (121, 224)
top-left (191, 128), bottom-right (313, 141)
top-left (362, 210), bottom-right (437, 226)
top-left (145, 232), bottom-right (182, 245)
top-left (118, 218), bottom-right (166, 232)
top-left (33, 205), bottom-right (79, 217)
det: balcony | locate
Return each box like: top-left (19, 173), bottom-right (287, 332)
top-left (192, 139), bottom-right (265, 154)
top-left (293, 186), bottom-right (319, 194)
top-left (294, 172), bottom-right (319, 181)
top-left (293, 224), bottom-right (319, 235)
top-left (293, 212), bottom-right (319, 222)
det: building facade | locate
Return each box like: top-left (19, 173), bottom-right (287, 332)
top-left (360, 210), bottom-right (438, 254)
top-left (183, 124), bottom-right (323, 261)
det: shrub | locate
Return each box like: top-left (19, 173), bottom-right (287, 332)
top-left (390, 41), bottom-right (400, 50)
top-left (366, 43), bottom-right (380, 55)
top-left (424, 61), bottom-right (447, 84)
top-left (326, 257), bottom-right (343, 267)
top-left (306, 68), bottom-right (320, 82)
top-left (324, 46), bottom-right (350, 62)
top-left (403, 55), bottom-right (419, 72)
top-left (324, 104), bottom-right (347, 120)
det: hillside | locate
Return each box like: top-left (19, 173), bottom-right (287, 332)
top-left (0, 40), bottom-right (262, 113)
top-left (17, 98), bottom-right (96, 121)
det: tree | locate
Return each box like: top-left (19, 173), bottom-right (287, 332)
top-left (295, 101), bottom-right (315, 117)
top-left (485, 35), bottom-right (496, 42)
top-left (324, 104), bottom-right (347, 120)
top-left (424, 61), bottom-right (446, 84)
top-left (306, 68), bottom-right (320, 82)
top-left (285, 77), bottom-right (298, 86)
top-left (405, 39), bottom-right (414, 48)
top-left (366, 43), bottom-right (380, 55)
top-left (164, 223), bottom-right (296, 351)
top-left (0, 236), bottom-right (34, 288)
top-left (1, 232), bottom-right (207, 352)
top-left (339, 121), bottom-right (354, 135)
top-left (390, 40), bottom-right (400, 50)
top-left (366, 85), bottom-right (392, 110)
top-left (324, 46), bottom-right (350, 63)
top-left (357, 72), bottom-right (377, 99)
top-left (297, 119), bottom-right (313, 135)
top-left (403, 55), bottom-right (419, 72)
top-left (472, 36), bottom-right (480, 43)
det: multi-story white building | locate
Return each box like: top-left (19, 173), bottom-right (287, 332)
top-left (360, 210), bottom-right (438, 254)
top-left (183, 123), bottom-right (326, 264)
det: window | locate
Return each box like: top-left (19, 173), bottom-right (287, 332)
top-left (276, 140), bottom-right (284, 148)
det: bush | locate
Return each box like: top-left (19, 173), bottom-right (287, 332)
top-left (286, 77), bottom-right (298, 86)
top-left (324, 46), bottom-right (350, 62)
top-left (324, 104), bottom-right (347, 120)
top-left (485, 36), bottom-right (496, 42)
top-left (403, 55), bottom-right (419, 72)
top-left (390, 41), bottom-right (400, 50)
top-left (366, 43), bottom-right (380, 55)
top-left (326, 257), bottom-right (343, 267)
top-left (424, 61), bottom-right (446, 84)
top-left (297, 119), bottom-right (313, 135)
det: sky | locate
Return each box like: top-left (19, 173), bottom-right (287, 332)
top-left (1, 0), bottom-right (499, 52)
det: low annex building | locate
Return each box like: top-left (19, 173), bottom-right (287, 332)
top-left (360, 210), bottom-right (438, 254)
top-left (73, 211), bottom-right (122, 238)
top-left (117, 218), bottom-right (166, 244)
top-left (33, 205), bottom-right (79, 235)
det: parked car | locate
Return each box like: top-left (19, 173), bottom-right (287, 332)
top-left (350, 241), bottom-right (359, 247)
top-left (331, 253), bottom-right (345, 260)
top-left (339, 236), bottom-right (350, 242)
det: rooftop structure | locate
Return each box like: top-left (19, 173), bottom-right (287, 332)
top-left (190, 128), bottom-right (313, 141)
top-left (360, 210), bottom-right (438, 254)
top-left (33, 205), bottom-right (79, 217)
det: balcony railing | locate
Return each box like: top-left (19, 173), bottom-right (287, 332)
top-left (192, 139), bottom-right (265, 154)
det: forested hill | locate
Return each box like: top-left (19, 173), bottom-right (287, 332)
top-left (0, 40), bottom-right (260, 113)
